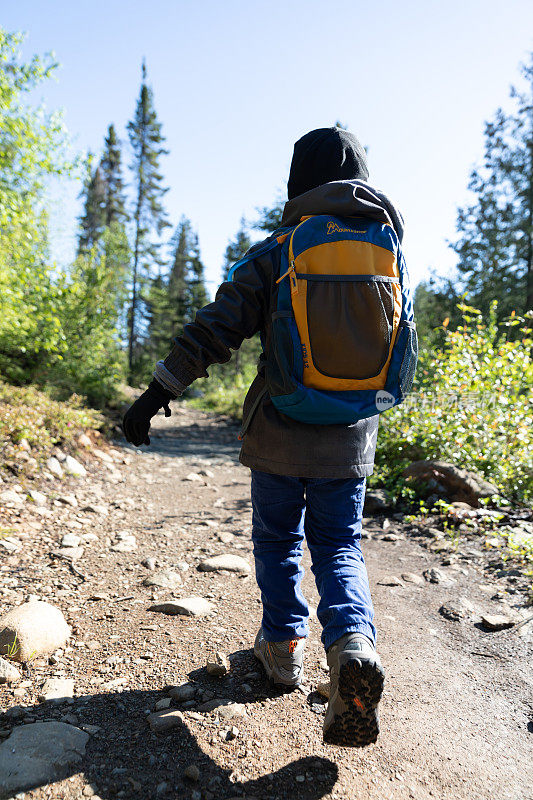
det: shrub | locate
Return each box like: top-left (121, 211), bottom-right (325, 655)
top-left (372, 304), bottom-right (533, 503)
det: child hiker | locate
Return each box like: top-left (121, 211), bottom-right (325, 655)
top-left (123, 127), bottom-right (417, 747)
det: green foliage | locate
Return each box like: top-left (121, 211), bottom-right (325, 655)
top-left (451, 53), bottom-right (533, 319)
top-left (372, 304), bottom-right (533, 503)
top-left (0, 380), bottom-right (103, 459)
top-left (413, 277), bottom-right (462, 347)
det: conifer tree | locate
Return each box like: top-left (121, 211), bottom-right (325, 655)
top-left (452, 54), bottom-right (533, 319)
top-left (222, 218), bottom-right (251, 280)
top-left (126, 60), bottom-right (169, 380)
top-left (78, 156), bottom-right (106, 254)
top-left (100, 124), bottom-right (127, 227)
top-left (188, 230), bottom-right (208, 316)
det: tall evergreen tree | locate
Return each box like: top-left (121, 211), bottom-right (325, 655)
top-left (146, 217), bottom-right (208, 360)
top-left (451, 54), bottom-right (533, 319)
top-left (188, 230), bottom-right (209, 316)
top-left (222, 218), bottom-right (252, 280)
top-left (127, 60), bottom-right (169, 380)
top-left (78, 156), bottom-right (106, 254)
top-left (100, 124), bottom-right (127, 227)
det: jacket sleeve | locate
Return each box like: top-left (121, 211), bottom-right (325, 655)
top-left (154, 244), bottom-right (273, 395)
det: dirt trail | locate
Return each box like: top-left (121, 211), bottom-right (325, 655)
top-left (1, 405), bottom-right (532, 800)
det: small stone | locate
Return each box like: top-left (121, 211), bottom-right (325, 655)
top-left (29, 490), bottom-right (47, 506)
top-left (93, 448), bottom-right (113, 463)
top-left (217, 702), bottom-right (247, 720)
top-left (150, 597), bottom-right (214, 617)
top-left (382, 533), bottom-right (403, 542)
top-left (0, 601), bottom-right (71, 662)
top-left (56, 546), bottom-right (84, 561)
top-left (142, 557), bottom-right (157, 570)
top-left (196, 698), bottom-right (234, 713)
top-left (61, 533), bottom-right (81, 548)
top-left (184, 765), bottom-right (200, 782)
top-left (226, 725), bottom-right (239, 740)
top-left (155, 698), bottom-right (172, 710)
top-left (168, 683), bottom-right (196, 702)
top-left (0, 489), bottom-right (23, 505)
top-left (439, 599), bottom-right (475, 622)
top-left (39, 677), bottom-right (75, 702)
top-left (401, 572), bottom-right (424, 585)
top-left (377, 576), bottom-right (404, 586)
top-left (110, 535), bottom-right (137, 552)
top-left (64, 456), bottom-right (87, 477)
top-left (147, 709), bottom-right (184, 732)
top-left (296, 775), bottom-right (305, 783)
top-left (143, 570), bottom-right (182, 589)
top-left (184, 473), bottom-right (204, 483)
top-left (316, 681), bottom-right (330, 699)
top-left (58, 494), bottom-right (78, 508)
top-left (83, 503), bottom-right (109, 516)
top-left (198, 554), bottom-right (251, 575)
top-left (46, 457), bottom-right (64, 478)
top-left (206, 651), bottom-right (229, 677)
top-left (481, 614), bottom-right (515, 631)
top-left (0, 656), bottom-right (21, 685)
top-left (423, 568), bottom-right (449, 584)
top-left (77, 433), bottom-right (92, 448)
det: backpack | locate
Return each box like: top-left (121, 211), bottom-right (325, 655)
top-left (234, 213), bottom-right (418, 436)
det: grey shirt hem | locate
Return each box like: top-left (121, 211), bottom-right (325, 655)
top-left (239, 451), bottom-right (375, 479)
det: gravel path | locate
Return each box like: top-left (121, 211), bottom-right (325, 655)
top-left (0, 405), bottom-right (531, 800)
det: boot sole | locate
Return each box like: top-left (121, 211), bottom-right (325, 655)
top-left (323, 657), bottom-right (385, 747)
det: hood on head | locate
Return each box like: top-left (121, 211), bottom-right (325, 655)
top-left (281, 179), bottom-right (405, 243)
top-left (287, 127), bottom-right (369, 201)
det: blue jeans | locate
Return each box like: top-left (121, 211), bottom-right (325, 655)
top-left (251, 470), bottom-right (376, 651)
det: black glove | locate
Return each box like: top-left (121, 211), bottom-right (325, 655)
top-left (122, 379), bottom-right (176, 446)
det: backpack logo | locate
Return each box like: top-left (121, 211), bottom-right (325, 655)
top-left (326, 221), bottom-right (367, 236)
top-left (375, 390), bottom-right (395, 410)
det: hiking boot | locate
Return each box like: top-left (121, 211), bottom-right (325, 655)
top-left (323, 632), bottom-right (384, 747)
top-left (254, 628), bottom-right (305, 689)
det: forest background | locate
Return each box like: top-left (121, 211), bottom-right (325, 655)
top-left (0, 5), bottom-right (532, 508)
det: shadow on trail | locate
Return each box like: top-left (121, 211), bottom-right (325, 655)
top-left (146, 420), bottom-right (241, 463)
top-left (3, 683), bottom-right (337, 799)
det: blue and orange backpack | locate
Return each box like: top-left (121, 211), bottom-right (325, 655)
top-left (235, 213), bottom-right (418, 431)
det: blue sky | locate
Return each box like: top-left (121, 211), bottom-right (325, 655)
top-left (3, 0), bottom-right (533, 295)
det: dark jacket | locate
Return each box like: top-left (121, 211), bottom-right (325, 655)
top-left (156, 180), bottom-right (405, 479)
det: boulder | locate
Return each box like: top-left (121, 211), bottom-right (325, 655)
top-left (198, 554), bottom-right (251, 575)
top-left (364, 489), bottom-right (392, 514)
top-left (0, 722), bottom-right (89, 797)
top-left (149, 597), bottom-right (214, 617)
top-left (402, 460), bottom-right (498, 506)
top-left (0, 601), bottom-right (71, 662)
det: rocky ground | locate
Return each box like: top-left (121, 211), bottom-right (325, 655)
top-left (0, 405), bottom-right (532, 800)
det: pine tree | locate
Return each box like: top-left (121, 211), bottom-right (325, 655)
top-left (127, 60), bottom-right (170, 380)
top-left (452, 54), bottom-right (533, 319)
top-left (78, 156), bottom-right (106, 254)
top-left (188, 230), bottom-right (208, 316)
top-left (146, 217), bottom-right (208, 360)
top-left (100, 124), bottom-right (127, 227)
top-left (222, 217), bottom-right (251, 280)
